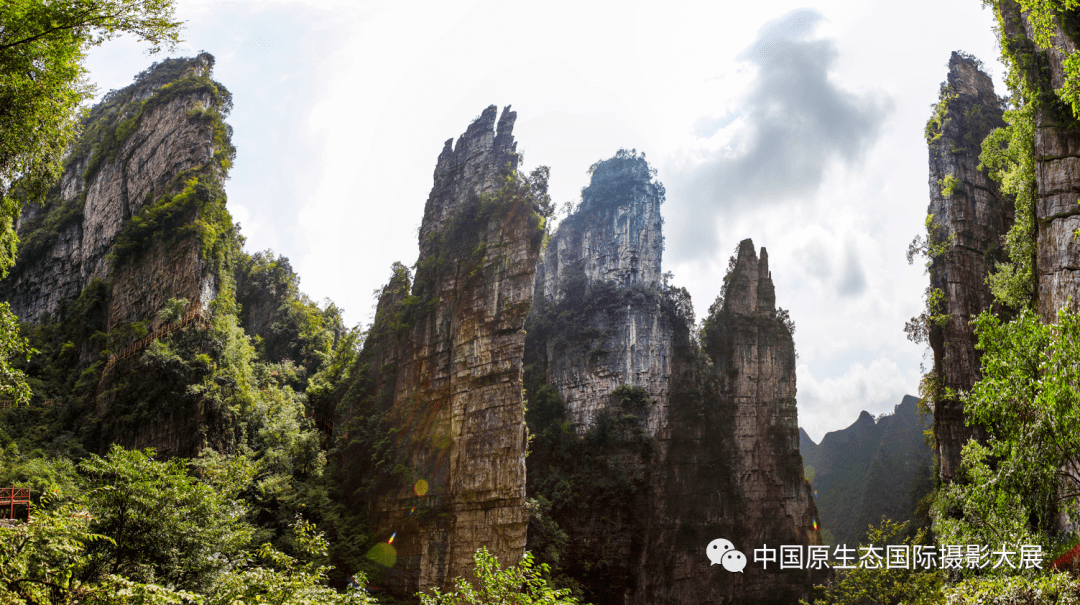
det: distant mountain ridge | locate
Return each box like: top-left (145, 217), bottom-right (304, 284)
top-left (801, 395), bottom-right (934, 547)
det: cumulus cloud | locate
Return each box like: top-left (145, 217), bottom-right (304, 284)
top-left (669, 9), bottom-right (890, 259)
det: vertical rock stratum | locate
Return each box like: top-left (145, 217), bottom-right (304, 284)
top-left (525, 150), bottom-right (821, 604)
top-left (923, 52), bottom-right (1009, 482)
top-left (996, 0), bottom-right (1080, 321)
top-left (0, 53), bottom-right (238, 455)
top-left (4, 54), bottom-right (227, 330)
top-left (333, 105), bottom-right (547, 599)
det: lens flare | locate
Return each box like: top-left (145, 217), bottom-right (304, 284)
top-left (813, 519), bottom-right (818, 531)
top-left (366, 542), bottom-right (397, 567)
top-left (388, 531), bottom-right (397, 545)
top-left (414, 479), bottom-right (429, 496)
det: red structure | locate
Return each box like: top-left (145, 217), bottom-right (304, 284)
top-left (1053, 542), bottom-right (1080, 571)
top-left (0, 486), bottom-right (30, 521)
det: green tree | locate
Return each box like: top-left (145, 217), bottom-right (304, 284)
top-left (801, 518), bottom-right (943, 605)
top-left (76, 445), bottom-right (253, 592)
top-left (1, 0), bottom-right (183, 276)
top-left (419, 547), bottom-right (583, 605)
top-left (206, 517), bottom-right (375, 605)
top-left (0, 302), bottom-right (34, 407)
top-left (936, 307), bottom-right (1080, 539)
top-left (0, 446), bottom-right (369, 604)
top-left (0, 495), bottom-right (205, 605)
top-left (946, 573), bottom-right (1080, 605)
top-left (931, 440), bottom-right (1043, 563)
top-left (0, 0), bottom-right (183, 411)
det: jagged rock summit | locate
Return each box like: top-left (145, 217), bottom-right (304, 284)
top-left (923, 51), bottom-right (1008, 482)
top-left (332, 105), bottom-right (547, 599)
top-left (525, 147), bottom-right (822, 604)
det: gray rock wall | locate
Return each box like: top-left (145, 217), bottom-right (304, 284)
top-left (533, 152), bottom-right (671, 435)
top-left (3, 54), bottom-right (220, 329)
top-left (925, 52), bottom-right (1008, 482)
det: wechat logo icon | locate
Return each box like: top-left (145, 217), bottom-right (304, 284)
top-left (707, 538), bottom-right (746, 573)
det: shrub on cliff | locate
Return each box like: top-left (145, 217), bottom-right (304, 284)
top-left (419, 547), bottom-right (582, 605)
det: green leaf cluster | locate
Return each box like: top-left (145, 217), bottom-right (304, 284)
top-left (419, 547), bottom-right (581, 605)
top-left (979, 102), bottom-right (1037, 310)
top-left (947, 308), bottom-right (1080, 537)
top-left (945, 573), bottom-right (1080, 604)
top-left (0, 446), bottom-right (375, 604)
top-left (801, 518), bottom-right (944, 605)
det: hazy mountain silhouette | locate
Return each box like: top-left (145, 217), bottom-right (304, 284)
top-left (801, 395), bottom-right (934, 546)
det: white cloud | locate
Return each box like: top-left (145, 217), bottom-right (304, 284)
top-left (797, 357), bottom-right (920, 443)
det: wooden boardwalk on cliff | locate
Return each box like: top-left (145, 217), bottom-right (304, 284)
top-left (101, 300), bottom-right (210, 378)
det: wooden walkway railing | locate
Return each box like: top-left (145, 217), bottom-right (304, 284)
top-left (101, 300), bottom-right (210, 378)
top-left (0, 486), bottom-right (30, 520)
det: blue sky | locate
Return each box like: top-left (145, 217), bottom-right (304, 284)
top-left (84, 0), bottom-right (1003, 441)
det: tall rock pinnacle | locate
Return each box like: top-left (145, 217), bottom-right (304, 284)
top-left (526, 149), bottom-right (822, 603)
top-left (924, 51), bottom-right (1008, 482)
top-left (334, 105), bottom-right (545, 599)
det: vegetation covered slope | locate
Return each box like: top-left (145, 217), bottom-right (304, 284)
top-left (0, 52), bottom-right (369, 604)
top-left (800, 395), bottom-right (934, 548)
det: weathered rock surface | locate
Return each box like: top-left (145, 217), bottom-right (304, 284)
top-left (526, 150), bottom-right (822, 603)
top-left (3, 54), bottom-right (221, 330)
top-left (924, 52), bottom-right (1009, 482)
top-left (337, 106), bottom-right (544, 599)
top-left (535, 155), bottom-right (665, 297)
top-left (997, 0), bottom-right (1080, 320)
top-left (638, 240), bottom-right (822, 605)
top-left (531, 151), bottom-right (672, 434)
top-left (524, 151), bottom-right (675, 603)
top-left (0, 54), bottom-right (233, 455)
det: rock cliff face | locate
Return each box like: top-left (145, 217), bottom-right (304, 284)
top-left (524, 151), bottom-right (675, 603)
top-left (3, 54), bottom-right (224, 330)
top-left (536, 155), bottom-right (665, 296)
top-left (335, 106), bottom-right (545, 599)
top-left (525, 148), bottom-right (821, 604)
top-left (0, 54), bottom-right (237, 455)
top-left (924, 52), bottom-right (1009, 482)
top-left (997, 0), bottom-right (1080, 321)
top-left (531, 151), bottom-right (671, 434)
top-left (644, 240), bottom-right (821, 605)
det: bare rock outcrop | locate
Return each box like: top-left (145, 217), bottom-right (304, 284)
top-left (924, 52), bottom-right (1009, 482)
top-left (335, 105), bottom-right (545, 599)
top-left (3, 54), bottom-right (223, 330)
